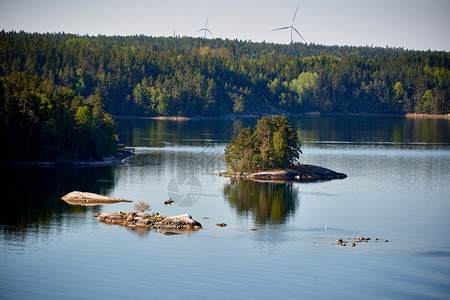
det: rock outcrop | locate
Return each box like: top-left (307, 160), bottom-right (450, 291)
top-left (94, 212), bottom-right (202, 230)
top-left (62, 191), bottom-right (132, 205)
top-left (216, 164), bottom-right (347, 182)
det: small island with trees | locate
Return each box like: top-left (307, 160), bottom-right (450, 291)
top-left (218, 116), bottom-right (347, 182)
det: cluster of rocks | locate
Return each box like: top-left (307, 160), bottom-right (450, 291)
top-left (335, 237), bottom-right (389, 247)
top-left (216, 164), bottom-right (347, 182)
top-left (94, 212), bottom-right (202, 230)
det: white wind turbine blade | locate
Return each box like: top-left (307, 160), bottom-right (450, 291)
top-left (292, 4), bottom-right (299, 25)
top-left (272, 26), bottom-right (290, 31)
top-left (197, 28), bottom-right (206, 32)
top-left (206, 28), bottom-right (213, 35)
top-left (292, 27), bottom-right (306, 43)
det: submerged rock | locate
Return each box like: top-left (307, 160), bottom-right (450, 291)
top-left (334, 237), bottom-right (389, 248)
top-left (62, 191), bottom-right (132, 205)
top-left (162, 231), bottom-right (181, 235)
top-left (95, 212), bottom-right (202, 230)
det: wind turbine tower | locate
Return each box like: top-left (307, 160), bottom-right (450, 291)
top-left (272, 4), bottom-right (307, 44)
top-left (197, 19), bottom-right (213, 38)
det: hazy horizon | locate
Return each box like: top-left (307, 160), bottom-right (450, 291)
top-left (1, 0), bottom-right (449, 52)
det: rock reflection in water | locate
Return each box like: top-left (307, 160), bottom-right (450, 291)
top-left (223, 179), bottom-right (300, 225)
top-left (125, 226), bottom-right (198, 238)
top-left (0, 166), bottom-right (116, 237)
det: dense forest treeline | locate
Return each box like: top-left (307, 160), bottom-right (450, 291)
top-left (0, 72), bottom-right (117, 161)
top-left (1, 31), bottom-right (448, 119)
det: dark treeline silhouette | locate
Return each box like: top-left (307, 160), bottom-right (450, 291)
top-left (1, 31), bottom-right (448, 117)
top-left (0, 72), bottom-right (117, 161)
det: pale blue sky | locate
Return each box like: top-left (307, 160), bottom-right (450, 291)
top-left (1, 0), bottom-right (449, 51)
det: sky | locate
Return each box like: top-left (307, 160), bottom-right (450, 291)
top-left (1, 0), bottom-right (449, 51)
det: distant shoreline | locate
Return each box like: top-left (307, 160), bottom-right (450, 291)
top-left (405, 113), bottom-right (450, 119)
top-left (113, 112), bottom-right (450, 120)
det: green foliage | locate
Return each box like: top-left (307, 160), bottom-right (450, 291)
top-left (223, 116), bottom-right (301, 172)
top-left (0, 72), bottom-right (117, 161)
top-left (287, 72), bottom-right (320, 109)
top-left (0, 31), bottom-right (448, 117)
top-left (415, 88), bottom-right (447, 114)
top-left (394, 82), bottom-right (404, 101)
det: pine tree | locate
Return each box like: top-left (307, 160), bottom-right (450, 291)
top-left (223, 116), bottom-right (301, 172)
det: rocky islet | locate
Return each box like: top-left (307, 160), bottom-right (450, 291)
top-left (216, 164), bottom-right (347, 182)
top-left (94, 212), bottom-right (202, 230)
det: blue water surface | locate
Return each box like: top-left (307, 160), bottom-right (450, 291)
top-left (1, 116), bottom-right (449, 299)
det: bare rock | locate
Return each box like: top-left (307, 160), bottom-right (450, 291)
top-left (62, 191), bottom-right (132, 205)
top-left (218, 164), bottom-right (347, 182)
top-left (161, 214), bottom-right (202, 229)
top-left (95, 212), bottom-right (202, 230)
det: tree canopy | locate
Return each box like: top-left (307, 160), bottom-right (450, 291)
top-left (0, 72), bottom-right (117, 161)
top-left (223, 116), bottom-right (301, 172)
top-left (1, 31), bottom-right (448, 117)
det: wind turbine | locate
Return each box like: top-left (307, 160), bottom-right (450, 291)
top-left (272, 4), bottom-right (307, 44)
top-left (197, 19), bottom-right (213, 38)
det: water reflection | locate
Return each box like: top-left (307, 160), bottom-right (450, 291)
top-left (116, 116), bottom-right (450, 152)
top-left (125, 226), bottom-right (154, 238)
top-left (124, 226), bottom-right (199, 238)
top-left (223, 179), bottom-right (300, 225)
top-left (117, 118), bottom-right (227, 147)
top-left (116, 117), bottom-right (258, 147)
top-left (295, 116), bottom-right (450, 149)
top-left (0, 166), bottom-right (117, 238)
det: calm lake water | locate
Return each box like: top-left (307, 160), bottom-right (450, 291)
top-left (1, 116), bottom-right (450, 299)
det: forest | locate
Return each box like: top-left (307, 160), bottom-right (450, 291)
top-left (0, 31), bottom-right (448, 161)
top-left (1, 31), bottom-right (448, 118)
top-left (0, 72), bottom-right (117, 161)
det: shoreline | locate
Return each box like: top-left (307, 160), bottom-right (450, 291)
top-left (113, 112), bottom-right (450, 120)
top-left (0, 150), bottom-right (136, 168)
top-left (405, 113), bottom-right (450, 119)
top-left (113, 115), bottom-right (235, 121)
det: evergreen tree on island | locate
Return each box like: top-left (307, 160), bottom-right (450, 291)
top-left (223, 116), bottom-right (301, 172)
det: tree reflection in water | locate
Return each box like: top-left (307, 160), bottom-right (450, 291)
top-left (223, 179), bottom-right (300, 225)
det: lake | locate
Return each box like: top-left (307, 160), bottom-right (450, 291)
top-left (1, 115), bottom-right (449, 299)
